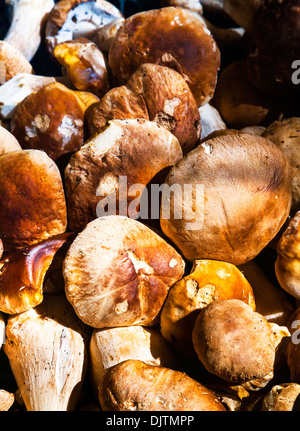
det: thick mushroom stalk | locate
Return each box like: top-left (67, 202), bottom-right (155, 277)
top-left (4, 295), bottom-right (90, 411)
top-left (4, 0), bottom-right (55, 61)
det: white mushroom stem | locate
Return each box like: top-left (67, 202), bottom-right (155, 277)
top-left (4, 295), bottom-right (90, 411)
top-left (199, 103), bottom-right (226, 139)
top-left (4, 0), bottom-right (55, 60)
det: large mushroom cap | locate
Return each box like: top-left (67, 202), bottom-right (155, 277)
top-left (63, 215), bottom-right (185, 329)
top-left (0, 149), bottom-right (67, 250)
top-left (160, 132), bottom-right (292, 265)
top-left (108, 7), bottom-right (220, 107)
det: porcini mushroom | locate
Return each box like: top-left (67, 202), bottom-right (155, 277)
top-left (4, 294), bottom-right (90, 411)
top-left (0, 125), bottom-right (21, 154)
top-left (192, 299), bottom-right (287, 390)
top-left (108, 7), bottom-right (221, 106)
top-left (160, 259), bottom-right (256, 363)
top-left (0, 149), bottom-right (67, 251)
top-left (160, 132), bottom-right (292, 265)
top-left (0, 311), bottom-right (5, 349)
top-left (260, 383), bottom-right (300, 411)
top-left (45, 0), bottom-right (123, 56)
top-left (10, 81), bottom-right (99, 161)
top-left (0, 41), bottom-right (33, 84)
top-left (0, 233), bottom-right (72, 315)
top-left (98, 359), bottom-right (226, 411)
top-left (85, 63), bottom-right (201, 154)
top-left (4, 0), bottom-right (54, 61)
top-left (65, 118), bottom-right (183, 232)
top-left (63, 215), bottom-right (185, 329)
top-left (89, 325), bottom-right (179, 396)
top-left (0, 390), bottom-right (14, 411)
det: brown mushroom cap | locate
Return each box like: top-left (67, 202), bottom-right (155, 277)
top-left (275, 211), bottom-right (300, 299)
top-left (192, 299), bottom-right (277, 387)
top-left (0, 149), bottom-right (67, 251)
top-left (53, 38), bottom-right (110, 98)
top-left (63, 215), bottom-right (185, 328)
top-left (0, 233), bottom-right (72, 314)
top-left (160, 259), bottom-right (256, 362)
top-left (108, 7), bottom-right (220, 107)
top-left (45, 0), bottom-right (123, 55)
top-left (10, 82), bottom-right (96, 161)
top-left (213, 61), bottom-right (286, 129)
top-left (65, 118), bottom-right (183, 232)
top-left (86, 63), bottom-right (201, 154)
top-left (160, 132), bottom-right (292, 265)
top-left (99, 359), bottom-right (226, 411)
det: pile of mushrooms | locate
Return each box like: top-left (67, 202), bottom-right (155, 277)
top-left (0, 0), bottom-right (300, 412)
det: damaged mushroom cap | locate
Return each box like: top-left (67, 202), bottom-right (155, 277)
top-left (0, 149), bottom-right (67, 251)
top-left (0, 233), bottom-right (72, 315)
top-left (213, 61), bottom-right (286, 129)
top-left (108, 7), bottom-right (221, 107)
top-left (4, 294), bottom-right (90, 411)
top-left (160, 259), bottom-right (256, 363)
top-left (63, 215), bottom-right (185, 329)
top-left (160, 132), bottom-right (292, 265)
top-left (86, 63), bottom-right (201, 154)
top-left (65, 118), bottom-right (183, 232)
top-left (53, 38), bottom-right (109, 98)
top-left (275, 211), bottom-right (300, 300)
top-left (99, 359), bottom-right (226, 411)
top-left (0, 41), bottom-right (33, 84)
top-left (89, 325), bottom-right (179, 395)
top-left (192, 299), bottom-right (278, 389)
top-left (10, 81), bottom-right (98, 161)
top-left (262, 118), bottom-right (300, 211)
top-left (45, 0), bottom-right (123, 55)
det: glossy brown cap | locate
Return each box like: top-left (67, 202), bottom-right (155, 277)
top-left (0, 233), bottom-right (72, 314)
top-left (108, 7), bottom-right (220, 107)
top-left (86, 63), bottom-right (201, 155)
top-left (0, 149), bottom-right (67, 251)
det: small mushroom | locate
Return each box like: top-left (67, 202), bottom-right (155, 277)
top-left (4, 0), bottom-right (55, 61)
top-left (160, 259), bottom-right (256, 363)
top-left (262, 118), bottom-right (300, 211)
top-left (0, 73), bottom-right (56, 120)
top-left (89, 325), bottom-right (179, 396)
top-left (160, 132), bottom-right (292, 265)
top-left (275, 211), bottom-right (300, 299)
top-left (0, 125), bottom-right (21, 154)
top-left (63, 215), bottom-right (185, 328)
top-left (108, 7), bottom-right (221, 107)
top-left (10, 81), bottom-right (99, 161)
top-left (0, 41), bottom-right (33, 84)
top-left (86, 63), bottom-right (201, 155)
top-left (192, 299), bottom-right (288, 390)
top-left (0, 233), bottom-right (72, 315)
top-left (65, 118), bottom-right (183, 232)
top-left (45, 0), bottom-right (123, 56)
top-left (0, 149), bottom-right (67, 251)
top-left (4, 294), bottom-right (91, 411)
top-left (99, 359), bottom-right (226, 411)
top-left (53, 38), bottom-right (109, 98)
